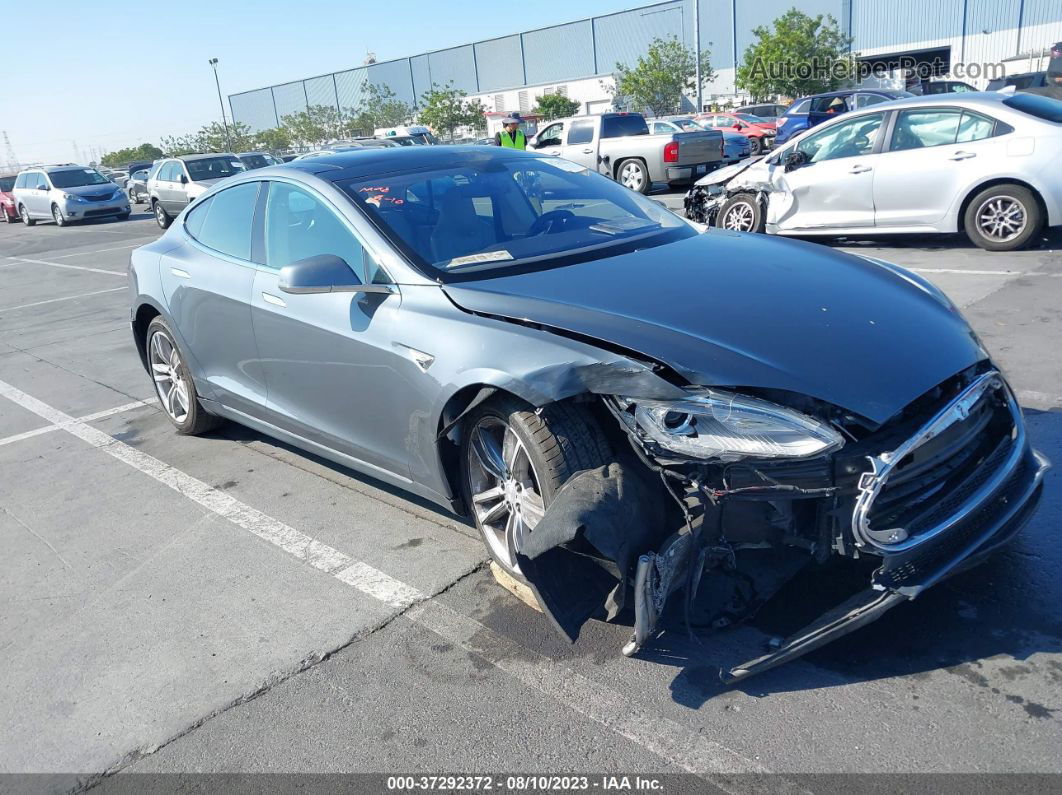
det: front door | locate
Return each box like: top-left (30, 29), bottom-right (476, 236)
top-left (532, 122), bottom-right (565, 156)
top-left (248, 180), bottom-right (411, 477)
top-left (559, 119), bottom-right (601, 172)
top-left (772, 112), bottom-right (885, 231)
top-left (158, 180), bottom-right (267, 413)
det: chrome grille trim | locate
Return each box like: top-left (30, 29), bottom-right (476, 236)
top-left (851, 370), bottom-right (1023, 552)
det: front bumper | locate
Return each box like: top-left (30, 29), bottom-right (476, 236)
top-left (60, 196), bottom-right (130, 219)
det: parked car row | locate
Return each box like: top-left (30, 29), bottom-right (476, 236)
top-left (684, 92), bottom-right (1062, 252)
top-left (10, 164), bottom-right (131, 226)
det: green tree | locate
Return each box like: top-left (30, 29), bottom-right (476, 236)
top-left (356, 83), bottom-right (415, 132)
top-left (417, 82), bottom-right (486, 142)
top-left (255, 126), bottom-right (292, 153)
top-left (198, 120), bottom-right (254, 152)
top-left (281, 105), bottom-right (348, 148)
top-left (532, 93), bottom-right (581, 121)
top-left (736, 9), bottom-right (854, 100)
top-left (100, 143), bottom-right (164, 168)
top-left (611, 36), bottom-right (713, 117)
top-left (160, 133), bottom-right (205, 156)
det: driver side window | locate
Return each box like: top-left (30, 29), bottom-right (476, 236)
top-left (263, 182), bottom-right (387, 284)
top-left (536, 123), bottom-right (564, 147)
top-left (795, 112), bottom-right (884, 162)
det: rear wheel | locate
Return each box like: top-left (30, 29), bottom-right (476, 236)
top-left (616, 158), bottom-right (650, 194)
top-left (715, 192), bottom-right (765, 233)
top-left (117, 211), bottom-right (130, 221)
top-left (748, 136), bottom-right (762, 156)
top-left (3, 208), bottom-right (14, 223)
top-left (20, 205), bottom-right (35, 226)
top-left (153, 200), bottom-right (171, 229)
top-left (963, 184), bottom-right (1042, 251)
top-left (461, 396), bottom-right (611, 579)
top-left (145, 317), bottom-right (222, 435)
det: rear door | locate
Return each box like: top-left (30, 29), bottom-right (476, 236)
top-left (158, 181), bottom-right (266, 414)
top-left (773, 112), bottom-right (885, 231)
top-left (872, 107), bottom-right (1007, 226)
top-left (156, 162), bottom-right (181, 212)
top-left (28, 172), bottom-right (50, 215)
top-left (559, 119), bottom-right (601, 172)
top-left (806, 95), bottom-right (852, 131)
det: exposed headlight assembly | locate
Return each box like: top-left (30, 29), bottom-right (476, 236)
top-left (626, 390), bottom-right (844, 462)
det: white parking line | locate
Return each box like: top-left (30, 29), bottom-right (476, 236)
top-left (0, 287), bottom-right (126, 313)
top-left (0, 376), bottom-right (781, 783)
top-left (0, 400), bottom-right (153, 448)
top-left (53, 243), bottom-right (146, 259)
top-left (4, 256), bottom-right (125, 276)
top-left (910, 268), bottom-right (1025, 276)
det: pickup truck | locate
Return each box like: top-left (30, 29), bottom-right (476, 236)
top-left (527, 112), bottom-right (723, 194)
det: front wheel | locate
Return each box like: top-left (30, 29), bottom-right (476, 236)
top-left (145, 317), bottom-right (222, 435)
top-left (748, 137), bottom-right (762, 156)
top-left (153, 200), bottom-right (171, 229)
top-left (963, 184), bottom-right (1042, 251)
top-left (52, 205), bottom-right (67, 227)
top-left (715, 192), bottom-right (765, 233)
top-left (461, 397), bottom-right (611, 579)
top-left (616, 158), bottom-right (650, 194)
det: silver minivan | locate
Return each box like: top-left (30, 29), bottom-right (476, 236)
top-left (13, 165), bottom-right (130, 227)
top-left (147, 153), bottom-right (246, 228)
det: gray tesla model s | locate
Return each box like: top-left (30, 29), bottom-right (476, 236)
top-left (129, 147), bottom-right (1048, 681)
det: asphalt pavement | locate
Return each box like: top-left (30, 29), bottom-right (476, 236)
top-left (1, 196), bottom-right (1060, 790)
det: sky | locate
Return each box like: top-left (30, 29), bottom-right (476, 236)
top-left (1, 0), bottom-right (638, 166)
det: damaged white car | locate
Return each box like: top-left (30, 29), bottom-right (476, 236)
top-left (685, 92), bottom-right (1062, 252)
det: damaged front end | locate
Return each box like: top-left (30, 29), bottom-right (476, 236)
top-left (684, 156), bottom-right (769, 225)
top-left (513, 365), bottom-right (1049, 683)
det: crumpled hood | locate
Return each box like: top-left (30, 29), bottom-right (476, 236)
top-left (442, 230), bottom-right (986, 424)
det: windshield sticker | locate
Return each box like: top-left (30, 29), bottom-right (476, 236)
top-left (358, 185), bottom-right (405, 208)
top-left (446, 251), bottom-right (514, 268)
top-left (84, 169), bottom-right (96, 174)
top-left (547, 158), bottom-right (590, 175)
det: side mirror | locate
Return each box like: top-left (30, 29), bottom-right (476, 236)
top-left (278, 254), bottom-right (394, 295)
top-left (784, 150), bottom-right (808, 172)
top-left (37, 184), bottom-right (48, 191)
top-left (179, 174), bottom-right (188, 184)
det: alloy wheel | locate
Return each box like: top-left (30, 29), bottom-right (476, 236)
top-left (620, 162), bottom-right (645, 192)
top-left (976, 196), bottom-right (1027, 243)
top-left (149, 330), bottom-right (190, 424)
top-left (722, 201), bottom-right (756, 231)
top-left (155, 203), bottom-right (166, 225)
top-left (52, 205), bottom-right (64, 226)
top-left (466, 416), bottom-right (546, 572)
top-left (20, 206), bottom-right (31, 225)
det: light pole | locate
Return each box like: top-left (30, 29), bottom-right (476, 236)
top-left (208, 58), bottom-right (233, 151)
top-left (693, 0), bottom-right (702, 113)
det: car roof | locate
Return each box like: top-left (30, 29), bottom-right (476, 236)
top-left (295, 145), bottom-right (543, 180)
top-left (853, 91), bottom-right (1024, 113)
top-left (174, 152), bottom-right (238, 162)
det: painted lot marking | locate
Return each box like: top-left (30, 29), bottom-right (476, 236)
top-left (53, 243), bottom-right (147, 259)
top-left (4, 256), bottom-right (125, 277)
top-left (0, 377), bottom-right (786, 785)
top-left (0, 400), bottom-right (154, 448)
top-left (910, 268), bottom-right (1026, 276)
top-left (0, 287), bottom-right (126, 313)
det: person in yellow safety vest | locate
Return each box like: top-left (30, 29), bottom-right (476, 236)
top-left (493, 116), bottom-right (527, 149)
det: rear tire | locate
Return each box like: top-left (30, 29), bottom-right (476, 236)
top-left (20, 205), bottom-right (35, 226)
top-left (145, 316), bottom-right (223, 436)
top-left (461, 396), bottom-right (612, 579)
top-left (3, 209), bottom-right (14, 223)
top-left (117, 211), bottom-right (131, 221)
top-left (715, 192), bottom-right (765, 233)
top-left (153, 200), bottom-right (172, 229)
top-left (616, 158), bottom-right (651, 195)
top-left (748, 137), bottom-right (762, 156)
top-left (963, 184), bottom-right (1042, 252)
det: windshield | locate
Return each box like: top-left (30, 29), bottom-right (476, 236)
top-left (736, 113), bottom-right (766, 123)
top-left (48, 169), bottom-right (111, 188)
top-left (0, 177), bottom-right (14, 192)
top-left (186, 157), bottom-right (245, 181)
top-left (340, 156), bottom-right (692, 280)
top-left (239, 154), bottom-right (272, 169)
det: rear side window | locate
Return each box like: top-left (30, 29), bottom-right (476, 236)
top-left (601, 114), bottom-right (649, 138)
top-left (891, 109), bottom-right (1003, 150)
top-left (788, 98), bottom-right (812, 115)
top-left (567, 121), bottom-right (595, 144)
top-left (810, 95), bottom-right (850, 114)
top-left (184, 182), bottom-right (260, 261)
top-left (1002, 93), bottom-right (1062, 123)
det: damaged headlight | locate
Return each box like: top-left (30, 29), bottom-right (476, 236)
top-left (626, 390), bottom-right (844, 462)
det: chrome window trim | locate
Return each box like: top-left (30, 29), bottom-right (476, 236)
top-left (851, 370), bottom-right (1025, 552)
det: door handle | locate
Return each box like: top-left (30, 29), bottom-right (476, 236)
top-left (849, 165), bottom-right (872, 174)
top-left (949, 151), bottom-right (976, 161)
top-left (262, 292), bottom-right (287, 308)
top-left (582, 148), bottom-right (594, 154)
top-left (169, 267), bottom-right (190, 279)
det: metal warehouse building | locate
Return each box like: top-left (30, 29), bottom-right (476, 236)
top-left (229, 0), bottom-right (1062, 132)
